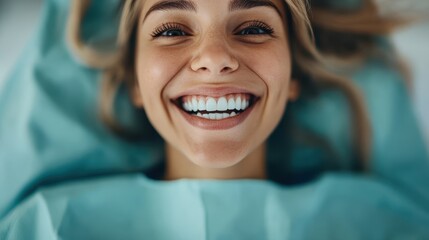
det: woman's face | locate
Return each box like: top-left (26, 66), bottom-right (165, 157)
top-left (135, 0), bottom-right (297, 168)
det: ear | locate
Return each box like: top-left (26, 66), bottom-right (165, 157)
top-left (288, 79), bottom-right (300, 101)
top-left (130, 83), bottom-right (144, 108)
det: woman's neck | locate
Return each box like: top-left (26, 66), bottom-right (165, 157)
top-left (164, 144), bottom-right (266, 180)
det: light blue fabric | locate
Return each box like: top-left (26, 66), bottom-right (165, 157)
top-left (0, 0), bottom-right (163, 219)
top-left (1, 174), bottom-right (429, 240)
top-left (289, 59), bottom-right (429, 212)
top-left (1, 0), bottom-right (428, 238)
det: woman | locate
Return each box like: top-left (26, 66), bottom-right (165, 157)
top-left (67, 0), bottom-right (385, 181)
top-left (0, 0), bottom-right (428, 239)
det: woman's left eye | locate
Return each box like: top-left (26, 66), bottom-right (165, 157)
top-left (235, 21), bottom-right (274, 36)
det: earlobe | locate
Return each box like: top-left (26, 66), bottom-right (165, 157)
top-left (288, 79), bottom-right (300, 101)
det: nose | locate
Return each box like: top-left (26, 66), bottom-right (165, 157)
top-left (190, 37), bottom-right (239, 75)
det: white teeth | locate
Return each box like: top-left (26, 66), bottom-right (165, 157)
top-left (192, 97), bottom-right (198, 112)
top-left (181, 94), bottom-right (253, 114)
top-left (236, 97), bottom-right (242, 111)
top-left (183, 102), bottom-right (189, 111)
top-left (198, 99), bottom-right (206, 111)
top-left (194, 112), bottom-right (239, 120)
top-left (228, 98), bottom-right (235, 110)
top-left (206, 98), bottom-right (217, 111)
top-left (217, 97), bottom-right (228, 111)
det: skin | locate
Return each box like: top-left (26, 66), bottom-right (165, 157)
top-left (133, 0), bottom-right (299, 180)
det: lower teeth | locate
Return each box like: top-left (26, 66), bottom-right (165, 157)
top-left (192, 112), bottom-right (238, 120)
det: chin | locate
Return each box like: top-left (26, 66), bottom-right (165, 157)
top-left (188, 143), bottom-right (247, 169)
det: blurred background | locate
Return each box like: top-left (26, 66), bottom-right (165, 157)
top-left (0, 0), bottom-right (428, 148)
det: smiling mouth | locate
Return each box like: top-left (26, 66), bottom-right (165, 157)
top-left (174, 93), bottom-right (257, 120)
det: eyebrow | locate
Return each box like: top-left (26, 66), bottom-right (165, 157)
top-left (143, 0), bottom-right (197, 22)
top-left (229, 0), bottom-right (283, 17)
top-left (143, 0), bottom-right (282, 22)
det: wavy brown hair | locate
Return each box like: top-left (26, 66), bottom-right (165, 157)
top-left (66, 0), bottom-right (406, 172)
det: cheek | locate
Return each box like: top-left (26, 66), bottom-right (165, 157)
top-left (243, 43), bottom-right (292, 99)
top-left (136, 49), bottom-right (171, 87)
top-left (135, 47), bottom-right (186, 103)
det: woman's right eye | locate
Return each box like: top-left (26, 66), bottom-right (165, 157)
top-left (151, 23), bottom-right (190, 38)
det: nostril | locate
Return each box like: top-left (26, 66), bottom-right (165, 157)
top-left (190, 51), bottom-right (239, 74)
top-left (220, 66), bottom-right (233, 73)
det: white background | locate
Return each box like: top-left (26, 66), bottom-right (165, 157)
top-left (0, 0), bottom-right (428, 148)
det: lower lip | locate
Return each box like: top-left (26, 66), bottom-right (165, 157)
top-left (176, 103), bottom-right (257, 130)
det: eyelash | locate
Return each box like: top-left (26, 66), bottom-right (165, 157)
top-left (151, 22), bottom-right (188, 38)
top-left (150, 20), bottom-right (275, 38)
top-left (235, 20), bottom-right (274, 36)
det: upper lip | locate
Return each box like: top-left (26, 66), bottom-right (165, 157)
top-left (171, 86), bottom-right (260, 100)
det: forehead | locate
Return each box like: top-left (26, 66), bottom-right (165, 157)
top-left (140, 0), bottom-right (287, 19)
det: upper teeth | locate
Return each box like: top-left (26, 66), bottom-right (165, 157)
top-left (182, 94), bottom-right (251, 113)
